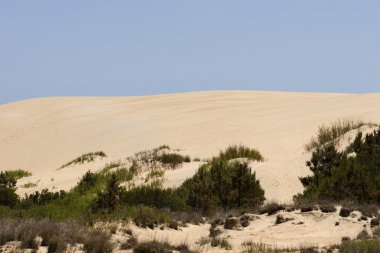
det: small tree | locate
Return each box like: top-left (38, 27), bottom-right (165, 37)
top-left (180, 155), bottom-right (265, 213)
top-left (0, 171), bottom-right (19, 208)
top-left (92, 174), bottom-right (123, 213)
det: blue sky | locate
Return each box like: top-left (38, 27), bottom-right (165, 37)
top-left (1, 1), bottom-right (379, 104)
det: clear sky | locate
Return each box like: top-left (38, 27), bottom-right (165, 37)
top-left (1, 1), bottom-right (379, 104)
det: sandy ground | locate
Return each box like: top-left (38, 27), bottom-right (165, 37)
top-left (1, 91), bottom-right (380, 202)
top-left (129, 207), bottom-right (368, 252)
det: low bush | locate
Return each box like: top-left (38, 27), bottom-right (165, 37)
top-left (156, 153), bottom-right (190, 169)
top-left (0, 185), bottom-right (18, 208)
top-left (260, 202), bottom-right (285, 215)
top-left (241, 241), bottom-right (318, 253)
top-left (211, 237), bottom-right (232, 250)
top-left (83, 229), bottom-right (113, 253)
top-left (0, 219), bottom-right (113, 253)
top-left (340, 240), bottom-right (380, 253)
top-left (133, 239), bottom-right (197, 253)
top-left (180, 154), bottom-right (265, 213)
top-left (133, 240), bottom-right (173, 253)
top-left (22, 189), bottom-right (67, 206)
top-left (122, 185), bottom-right (188, 212)
top-left (131, 206), bottom-right (172, 228)
top-left (120, 236), bottom-right (138, 250)
top-left (219, 145), bottom-right (264, 161)
top-left (47, 236), bottom-right (67, 253)
top-left (2, 169), bottom-right (32, 181)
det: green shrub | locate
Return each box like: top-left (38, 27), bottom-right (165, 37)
top-left (122, 185), bottom-right (188, 211)
top-left (180, 147), bottom-right (265, 213)
top-left (296, 128), bottom-right (380, 204)
top-left (0, 171), bottom-right (16, 188)
top-left (22, 189), bottom-right (66, 206)
top-left (0, 185), bottom-right (18, 208)
top-left (131, 205), bottom-right (172, 228)
top-left (219, 145), bottom-right (264, 161)
top-left (2, 170), bottom-right (32, 180)
top-left (156, 153), bottom-right (188, 169)
top-left (92, 174), bottom-right (123, 213)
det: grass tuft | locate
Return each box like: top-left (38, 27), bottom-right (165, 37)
top-left (219, 145), bottom-right (264, 161)
top-left (60, 151), bottom-right (107, 169)
top-left (304, 120), bottom-right (376, 151)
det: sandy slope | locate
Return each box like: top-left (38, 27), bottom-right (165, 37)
top-left (1, 91), bottom-right (380, 202)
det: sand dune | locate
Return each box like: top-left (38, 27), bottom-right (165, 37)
top-left (1, 91), bottom-right (380, 202)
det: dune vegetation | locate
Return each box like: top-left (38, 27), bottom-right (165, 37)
top-left (2, 126), bottom-right (380, 252)
top-left (296, 128), bottom-right (380, 204)
top-left (304, 120), bottom-right (376, 151)
top-left (59, 151), bottom-right (107, 169)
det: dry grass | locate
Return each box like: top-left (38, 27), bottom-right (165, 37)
top-left (241, 241), bottom-right (318, 253)
top-left (0, 219), bottom-right (112, 252)
top-left (304, 120), bottom-right (375, 151)
top-left (60, 151), bottom-right (107, 169)
top-left (133, 239), bottom-right (198, 253)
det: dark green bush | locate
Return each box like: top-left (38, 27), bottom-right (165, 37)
top-left (180, 151), bottom-right (265, 213)
top-left (0, 171), bottom-right (17, 188)
top-left (2, 170), bottom-right (32, 181)
top-left (22, 189), bottom-right (66, 206)
top-left (0, 185), bottom-right (18, 208)
top-left (122, 185), bottom-right (188, 211)
top-left (296, 128), bottom-right (380, 204)
top-left (92, 174), bottom-right (123, 213)
top-left (156, 153), bottom-right (188, 169)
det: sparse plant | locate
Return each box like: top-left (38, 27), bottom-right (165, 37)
top-left (340, 239), bottom-right (380, 253)
top-left (83, 229), bottom-right (113, 253)
top-left (22, 181), bottom-right (38, 188)
top-left (132, 240), bottom-right (174, 253)
top-left (60, 151), bottom-right (107, 169)
top-left (120, 236), bottom-right (138, 250)
top-left (211, 237), bottom-right (232, 249)
top-left (2, 170), bottom-right (32, 181)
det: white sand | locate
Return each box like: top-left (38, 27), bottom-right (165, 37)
top-left (1, 91), bottom-right (380, 202)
